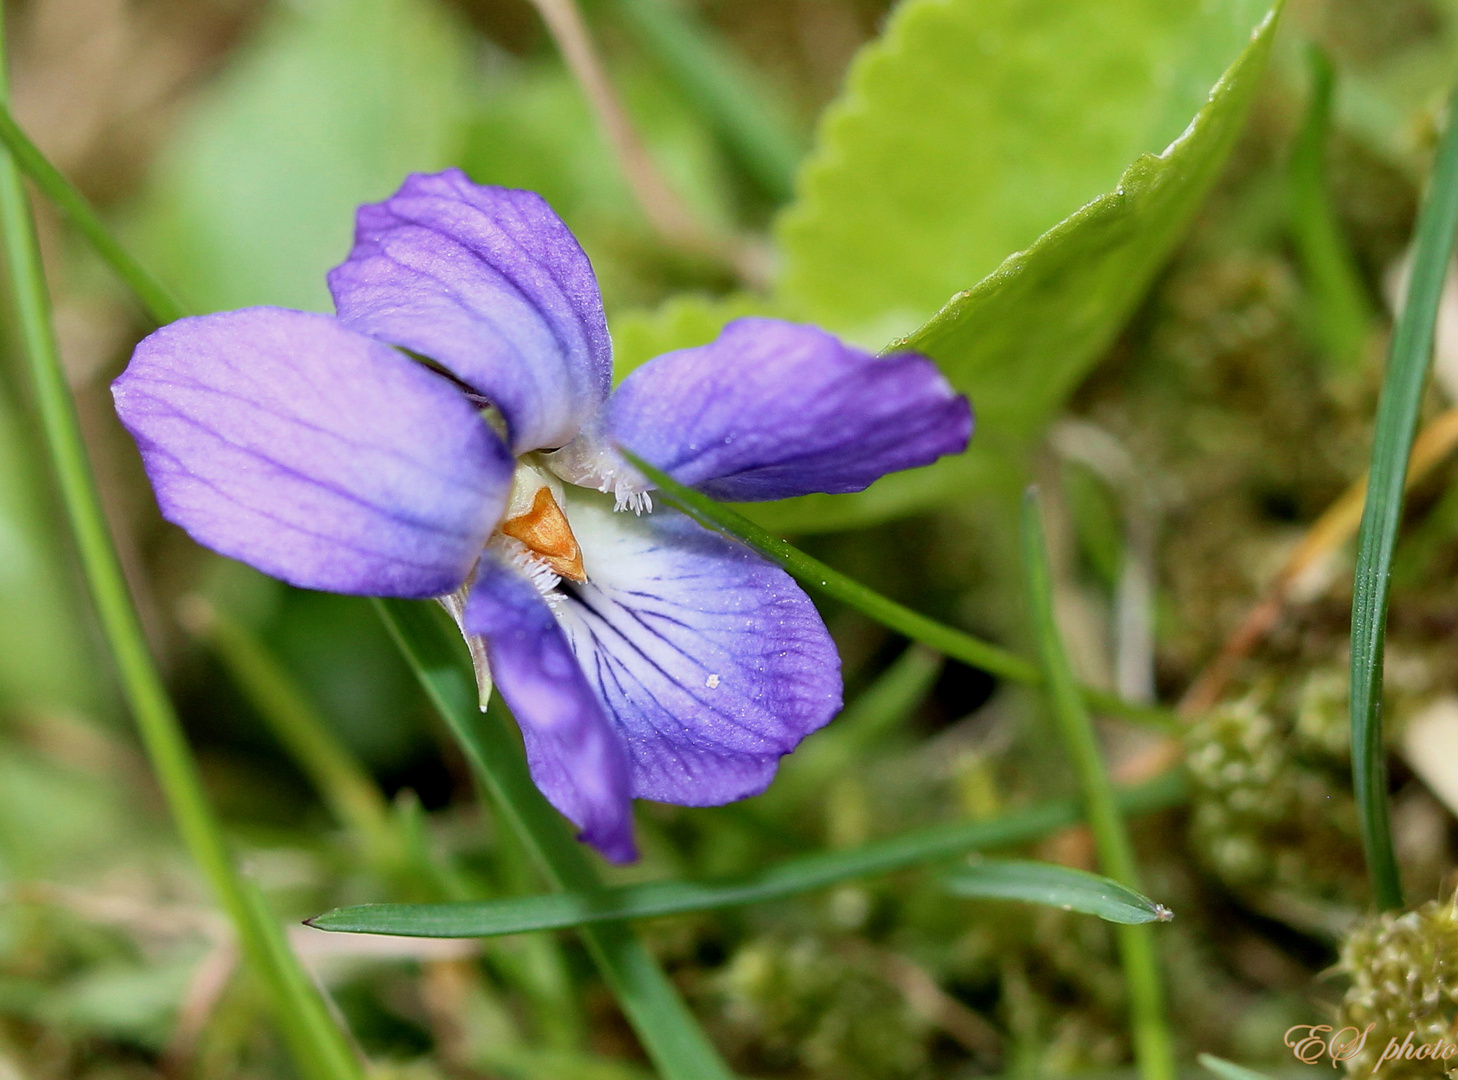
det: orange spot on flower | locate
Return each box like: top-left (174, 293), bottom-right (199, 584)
top-left (500, 486), bottom-right (586, 582)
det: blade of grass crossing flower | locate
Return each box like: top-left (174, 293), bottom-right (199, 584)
top-left (1198, 1055), bottom-right (1278, 1080)
top-left (942, 859), bottom-right (1172, 925)
top-left (1349, 80), bottom-right (1458, 912)
top-left (1022, 488), bottom-right (1173, 1080)
top-left (373, 597), bottom-right (734, 1080)
top-left (308, 769), bottom-right (1188, 937)
top-left (0, 107), bottom-right (186, 325)
top-left (623, 450), bottom-right (1176, 731)
top-left (0, 21), bottom-right (361, 1080)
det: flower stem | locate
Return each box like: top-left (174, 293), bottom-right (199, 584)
top-left (1021, 488), bottom-right (1173, 1080)
top-left (625, 450), bottom-right (1177, 731)
top-left (1349, 79), bottom-right (1458, 913)
top-left (0, 21), bottom-right (360, 1080)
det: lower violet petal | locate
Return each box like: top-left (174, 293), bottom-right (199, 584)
top-left (465, 556), bottom-right (638, 862)
top-left (553, 491), bottom-right (842, 806)
top-left (112, 308), bottom-right (514, 598)
top-left (550, 317), bottom-right (972, 503)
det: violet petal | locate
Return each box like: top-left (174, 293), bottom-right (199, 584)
top-left (551, 317), bottom-right (972, 502)
top-left (113, 308), bottom-right (512, 597)
top-left (554, 492), bottom-right (842, 806)
top-left (329, 170), bottom-right (611, 454)
top-left (465, 554), bottom-right (638, 863)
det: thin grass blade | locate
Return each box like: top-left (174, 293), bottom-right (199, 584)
top-left (1349, 80), bottom-right (1458, 912)
top-left (307, 769), bottom-right (1187, 937)
top-left (1022, 487), bottom-right (1174, 1080)
top-left (0, 107), bottom-right (186, 324)
top-left (943, 859), bottom-right (1172, 925)
top-left (1288, 45), bottom-right (1374, 371)
top-left (622, 450), bottom-right (1175, 731)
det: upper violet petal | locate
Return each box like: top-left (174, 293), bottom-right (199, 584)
top-left (552, 491), bottom-right (842, 806)
top-left (550, 317), bottom-right (971, 502)
top-left (328, 169), bottom-right (611, 454)
top-left (112, 308), bottom-right (513, 598)
top-left (465, 554), bottom-right (638, 862)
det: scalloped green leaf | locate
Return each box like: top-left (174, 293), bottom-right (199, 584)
top-left (778, 0), bottom-right (1279, 346)
top-left (889, 0), bottom-right (1281, 444)
top-left (770, 0), bottom-right (1281, 531)
top-left (611, 0), bottom-right (1281, 533)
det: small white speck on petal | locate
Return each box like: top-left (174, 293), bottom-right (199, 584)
top-left (706, 673), bottom-right (720, 688)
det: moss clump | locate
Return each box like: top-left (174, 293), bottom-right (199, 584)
top-left (716, 935), bottom-right (930, 1080)
top-left (1184, 688), bottom-right (1365, 901)
top-left (1338, 896), bottom-right (1458, 1079)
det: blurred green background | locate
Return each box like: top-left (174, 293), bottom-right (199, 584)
top-left (4, 0), bottom-right (1458, 1076)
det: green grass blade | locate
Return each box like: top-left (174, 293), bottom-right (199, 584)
top-left (0, 23), bottom-right (360, 1080)
top-left (0, 107), bottom-right (186, 325)
top-left (1349, 80), bottom-right (1458, 913)
top-left (623, 450), bottom-right (1175, 731)
top-left (600, 0), bottom-right (801, 202)
top-left (1022, 488), bottom-right (1174, 1080)
top-left (307, 770), bottom-right (1187, 937)
top-left (374, 598), bottom-right (734, 1080)
top-left (943, 859), bottom-right (1172, 925)
top-left (1198, 1054), bottom-right (1278, 1080)
top-left (1288, 45), bottom-right (1374, 371)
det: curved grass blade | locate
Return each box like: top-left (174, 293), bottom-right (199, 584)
top-left (1022, 488), bottom-right (1173, 1080)
top-left (374, 598), bottom-right (734, 1080)
top-left (0, 23), bottom-right (361, 1080)
top-left (1349, 80), bottom-right (1458, 912)
top-left (307, 769), bottom-right (1187, 937)
top-left (623, 450), bottom-right (1176, 731)
top-left (943, 859), bottom-right (1172, 925)
top-left (1198, 1054), bottom-right (1277, 1080)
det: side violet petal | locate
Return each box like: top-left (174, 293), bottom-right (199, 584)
top-left (552, 317), bottom-right (972, 502)
top-left (464, 555), bottom-right (638, 863)
top-left (328, 169), bottom-right (611, 455)
top-left (552, 491), bottom-right (842, 806)
top-left (112, 308), bottom-right (513, 598)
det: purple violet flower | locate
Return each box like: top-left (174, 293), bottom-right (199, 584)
top-left (111, 169), bottom-right (973, 862)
